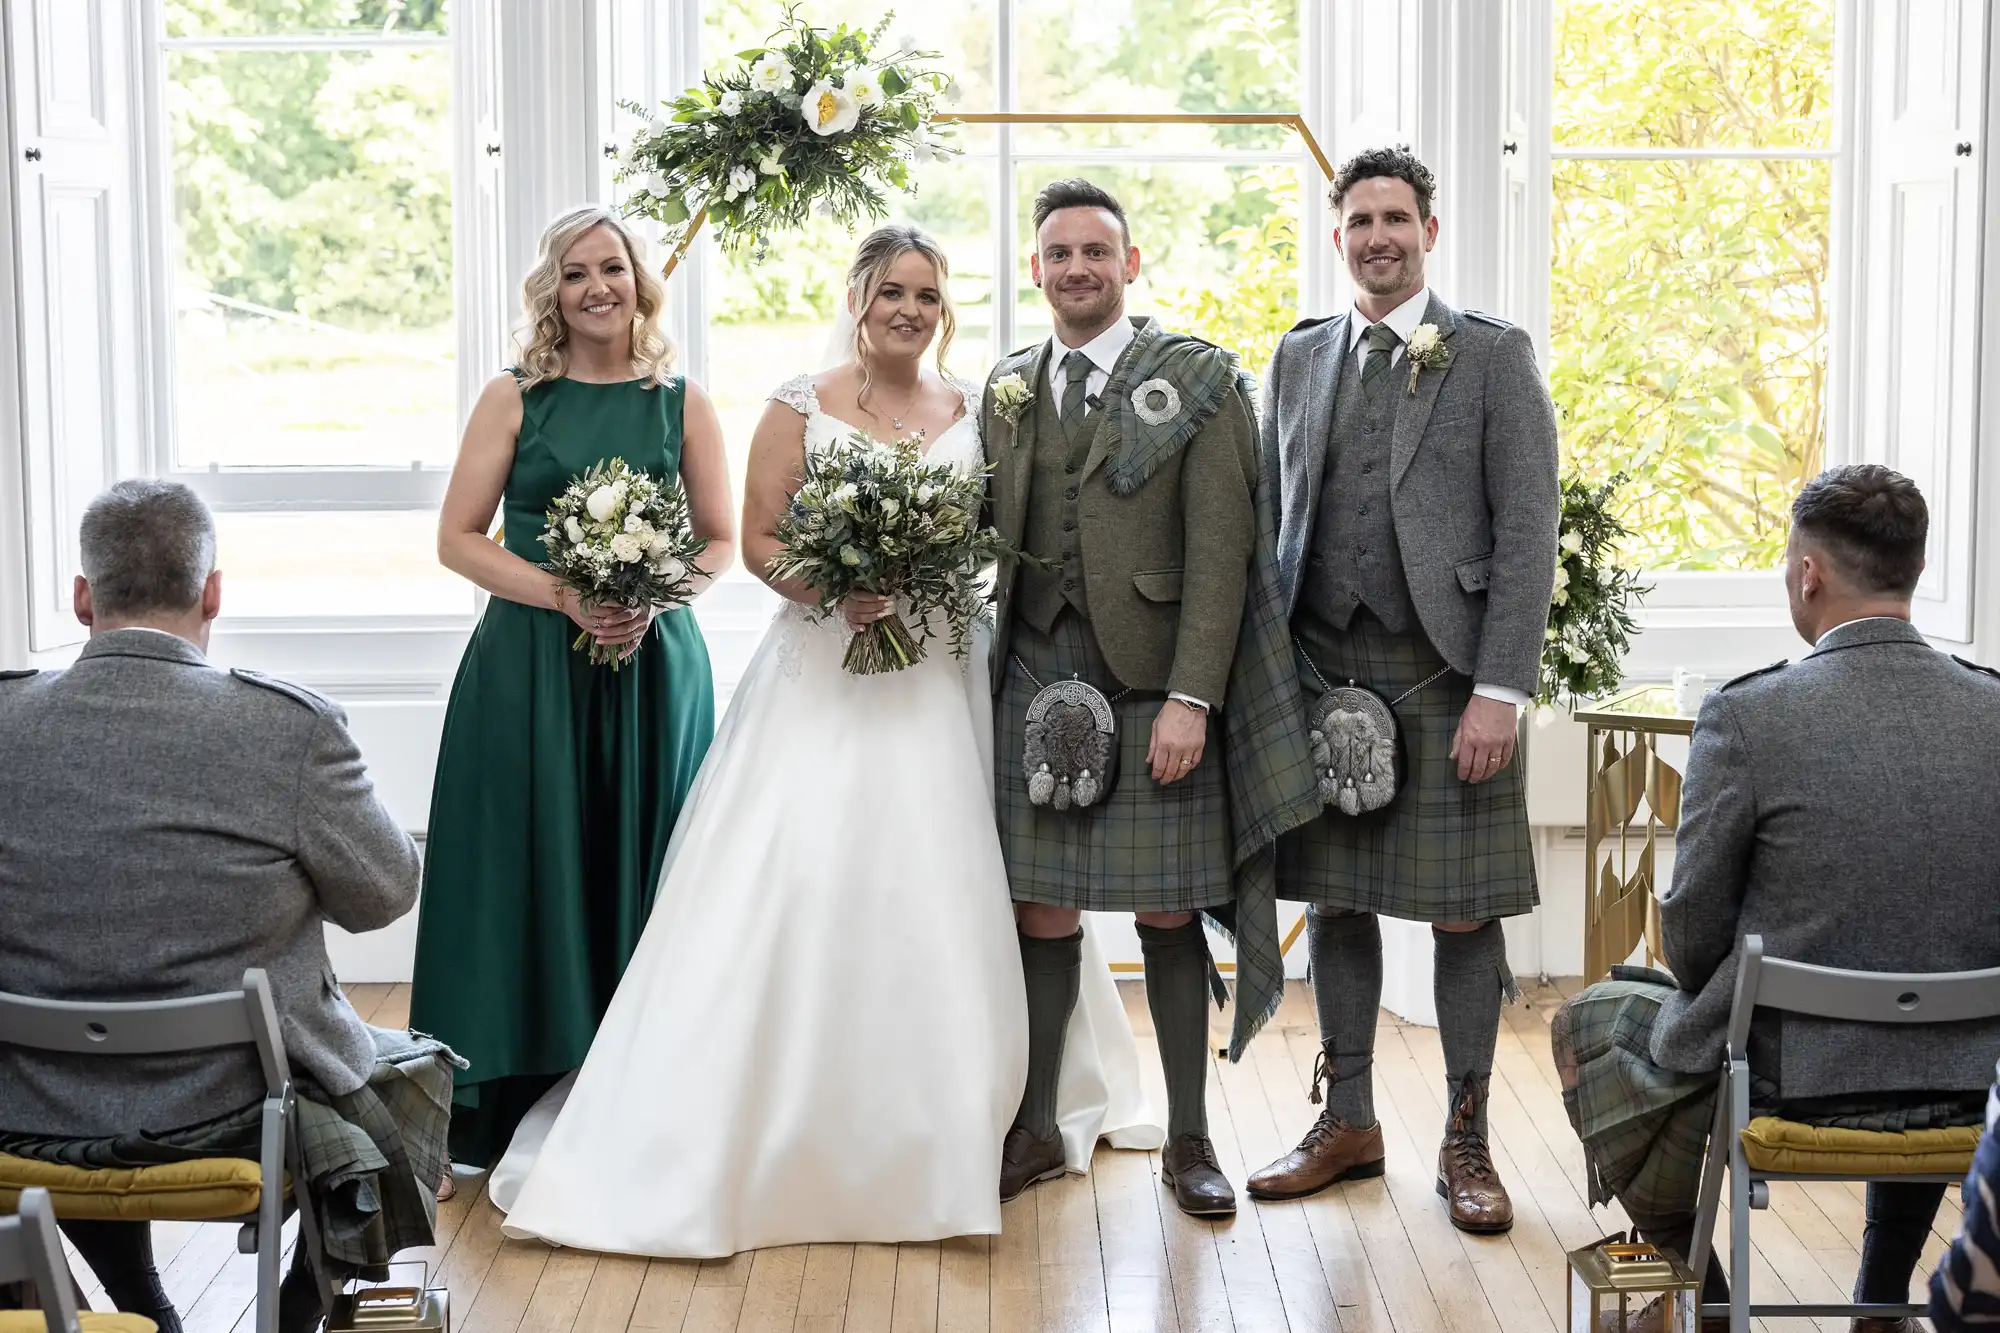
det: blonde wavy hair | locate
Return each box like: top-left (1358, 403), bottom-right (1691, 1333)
top-left (847, 224), bottom-right (958, 410)
top-left (514, 207), bottom-right (676, 390)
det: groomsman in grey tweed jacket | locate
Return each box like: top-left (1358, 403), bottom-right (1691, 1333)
top-left (1247, 148), bottom-right (1560, 1232)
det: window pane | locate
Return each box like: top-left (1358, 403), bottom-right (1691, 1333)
top-left (166, 0), bottom-right (449, 40)
top-left (1012, 162), bottom-right (1298, 377)
top-left (1014, 0), bottom-right (1298, 151)
top-left (1553, 0), bottom-right (1834, 149)
top-left (214, 511), bottom-right (470, 618)
top-left (167, 46), bottom-right (456, 470)
top-left (702, 1), bottom-right (997, 110)
top-left (1550, 158), bottom-right (1830, 570)
top-left (704, 157), bottom-right (997, 580)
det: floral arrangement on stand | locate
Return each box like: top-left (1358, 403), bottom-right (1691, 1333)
top-left (540, 459), bottom-right (709, 669)
top-left (1537, 472), bottom-right (1651, 724)
top-left (615, 5), bottom-right (959, 271)
top-left (769, 431), bottom-right (1012, 675)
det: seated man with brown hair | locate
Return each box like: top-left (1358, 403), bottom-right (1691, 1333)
top-left (0, 480), bottom-right (460, 1333)
top-left (1549, 465), bottom-right (2000, 1333)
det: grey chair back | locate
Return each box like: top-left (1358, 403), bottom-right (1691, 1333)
top-left (0, 969), bottom-right (287, 1095)
top-left (0, 1188), bottom-right (82, 1333)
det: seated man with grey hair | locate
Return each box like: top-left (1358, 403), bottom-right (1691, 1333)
top-left (1549, 464), bottom-right (2000, 1333)
top-left (0, 480), bottom-right (458, 1333)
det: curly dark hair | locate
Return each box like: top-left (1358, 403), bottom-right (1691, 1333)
top-left (1791, 464), bottom-right (1929, 596)
top-left (1330, 146), bottom-right (1438, 221)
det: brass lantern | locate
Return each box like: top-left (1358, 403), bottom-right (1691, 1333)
top-left (326, 1262), bottom-right (451, 1332)
top-left (1566, 1234), bottom-right (1699, 1333)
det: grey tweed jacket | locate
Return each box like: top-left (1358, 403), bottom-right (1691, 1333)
top-left (1650, 617), bottom-right (2000, 1097)
top-left (0, 630), bottom-right (420, 1136)
top-left (1262, 292), bottom-right (1560, 695)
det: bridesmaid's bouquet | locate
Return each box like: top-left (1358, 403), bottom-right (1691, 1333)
top-left (539, 458), bottom-right (709, 668)
top-left (769, 431), bottom-right (1008, 674)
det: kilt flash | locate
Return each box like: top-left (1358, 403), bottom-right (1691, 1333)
top-left (1277, 610), bottom-right (1538, 922)
top-left (996, 610), bottom-right (1232, 913)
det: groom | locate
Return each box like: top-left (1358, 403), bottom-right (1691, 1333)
top-left (983, 179), bottom-right (1317, 1217)
top-left (1247, 148), bottom-right (1559, 1232)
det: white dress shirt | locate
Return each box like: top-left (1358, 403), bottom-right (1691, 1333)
top-left (1348, 287), bottom-right (1527, 712)
top-left (1812, 615), bottom-right (1912, 651)
top-left (1044, 317), bottom-right (1208, 712)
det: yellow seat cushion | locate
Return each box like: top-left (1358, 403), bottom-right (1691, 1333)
top-left (1740, 1116), bottom-right (1982, 1175)
top-left (0, 1153), bottom-right (263, 1222)
top-left (0, 1313), bottom-right (159, 1331)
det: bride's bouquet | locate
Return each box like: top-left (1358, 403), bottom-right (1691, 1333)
top-left (539, 458), bottom-right (709, 669)
top-left (769, 431), bottom-right (1007, 674)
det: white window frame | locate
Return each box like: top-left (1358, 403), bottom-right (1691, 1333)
top-left (1535, 0), bottom-right (1859, 613)
top-left (132, 4), bottom-right (465, 517)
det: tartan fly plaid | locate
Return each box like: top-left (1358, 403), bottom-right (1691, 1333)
top-left (1552, 977), bottom-right (1985, 1223)
top-left (1278, 610), bottom-right (1538, 923)
top-left (0, 1026), bottom-right (460, 1282)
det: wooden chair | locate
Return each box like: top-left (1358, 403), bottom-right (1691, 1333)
top-left (1688, 934), bottom-right (1997, 1329)
top-left (0, 971), bottom-right (334, 1333)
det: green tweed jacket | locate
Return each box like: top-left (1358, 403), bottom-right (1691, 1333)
top-left (981, 319), bottom-right (1323, 1057)
top-left (981, 317), bottom-right (1257, 704)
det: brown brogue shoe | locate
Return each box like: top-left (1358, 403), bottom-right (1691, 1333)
top-left (1595, 1298), bottom-right (1727, 1332)
top-left (999, 1125), bottom-right (1065, 1203)
top-left (1160, 1134), bottom-right (1236, 1216)
top-left (1246, 1110), bottom-right (1386, 1201)
top-left (1436, 1128), bottom-right (1513, 1232)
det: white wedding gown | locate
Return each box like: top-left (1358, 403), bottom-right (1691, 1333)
top-left (490, 375), bottom-right (1161, 1258)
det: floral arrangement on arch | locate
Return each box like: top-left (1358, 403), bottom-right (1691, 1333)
top-left (616, 5), bottom-right (959, 261)
top-left (1537, 472), bottom-right (1651, 721)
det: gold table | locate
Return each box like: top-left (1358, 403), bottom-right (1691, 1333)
top-left (1571, 686), bottom-right (1695, 981)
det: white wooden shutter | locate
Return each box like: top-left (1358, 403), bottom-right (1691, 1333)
top-left (1498, 0), bottom-right (1551, 358)
top-left (8, 0), bottom-right (144, 653)
top-left (1853, 0), bottom-right (1986, 641)
top-left (455, 0), bottom-right (508, 409)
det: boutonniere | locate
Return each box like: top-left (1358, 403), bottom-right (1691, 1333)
top-left (1405, 323), bottom-right (1450, 395)
top-left (991, 372), bottom-right (1033, 425)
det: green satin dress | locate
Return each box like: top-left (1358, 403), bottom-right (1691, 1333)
top-left (411, 375), bottom-right (715, 1167)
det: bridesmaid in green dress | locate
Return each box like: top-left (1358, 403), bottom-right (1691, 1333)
top-left (412, 207), bottom-right (736, 1170)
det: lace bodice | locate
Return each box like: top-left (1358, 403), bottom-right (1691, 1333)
top-left (769, 372), bottom-right (984, 474)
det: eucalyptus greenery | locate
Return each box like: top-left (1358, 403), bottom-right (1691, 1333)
top-left (1541, 473), bottom-right (1651, 709)
top-left (617, 4), bottom-right (958, 259)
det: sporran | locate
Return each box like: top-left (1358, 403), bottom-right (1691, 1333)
top-left (1301, 650), bottom-right (1450, 817)
top-left (1015, 657), bottom-right (1126, 812)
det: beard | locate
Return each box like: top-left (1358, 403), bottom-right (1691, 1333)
top-left (1047, 278), bottom-right (1123, 329)
top-left (1350, 250), bottom-right (1417, 296)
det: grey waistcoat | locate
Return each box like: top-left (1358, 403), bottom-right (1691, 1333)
top-left (1297, 338), bottom-right (1417, 637)
top-left (1017, 390), bottom-right (1094, 633)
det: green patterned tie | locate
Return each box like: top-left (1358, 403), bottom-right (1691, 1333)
top-left (1361, 322), bottom-right (1400, 400)
top-left (1060, 349), bottom-right (1094, 440)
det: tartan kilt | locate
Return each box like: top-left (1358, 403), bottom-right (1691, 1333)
top-left (1277, 611), bottom-right (1538, 922)
top-left (1550, 978), bottom-right (1718, 1217)
top-left (995, 610), bottom-right (1232, 912)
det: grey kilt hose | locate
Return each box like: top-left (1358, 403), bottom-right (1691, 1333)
top-left (996, 610), bottom-right (1232, 912)
top-left (1551, 976), bottom-right (1986, 1221)
top-left (1278, 610), bottom-right (1538, 922)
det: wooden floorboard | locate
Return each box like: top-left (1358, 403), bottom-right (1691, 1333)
top-left (80, 981), bottom-right (1951, 1332)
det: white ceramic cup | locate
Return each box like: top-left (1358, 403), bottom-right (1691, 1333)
top-left (1673, 668), bottom-right (1706, 716)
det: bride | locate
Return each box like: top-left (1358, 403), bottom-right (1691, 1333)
top-left (490, 224), bottom-right (1161, 1257)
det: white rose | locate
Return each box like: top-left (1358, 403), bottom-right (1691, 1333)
top-left (749, 53), bottom-right (791, 95)
top-left (718, 89), bottom-right (744, 117)
top-left (897, 32), bottom-right (918, 54)
top-left (609, 533), bottom-right (644, 563)
top-left (725, 164), bottom-right (757, 201)
top-left (916, 484), bottom-right (935, 504)
top-left (912, 137), bottom-right (937, 165)
top-left (757, 146), bottom-right (786, 177)
top-left (643, 173), bottom-right (669, 198)
top-left (646, 117), bottom-right (667, 138)
top-left (830, 482), bottom-right (859, 507)
top-left (1566, 644), bottom-right (1592, 664)
top-left (1561, 529), bottom-right (1585, 555)
top-left (846, 72), bottom-right (885, 109)
top-left (1553, 586), bottom-right (1570, 607)
top-left (880, 497), bottom-right (901, 518)
top-left (585, 485), bottom-right (619, 522)
top-left (1553, 564), bottom-right (1570, 589)
top-left (1545, 626), bottom-right (1560, 642)
top-left (802, 80), bottom-right (860, 136)
top-left (652, 555), bottom-right (686, 584)
top-left (564, 516), bottom-right (585, 544)
top-left (1407, 323), bottom-right (1441, 357)
top-left (942, 78), bottom-right (963, 104)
